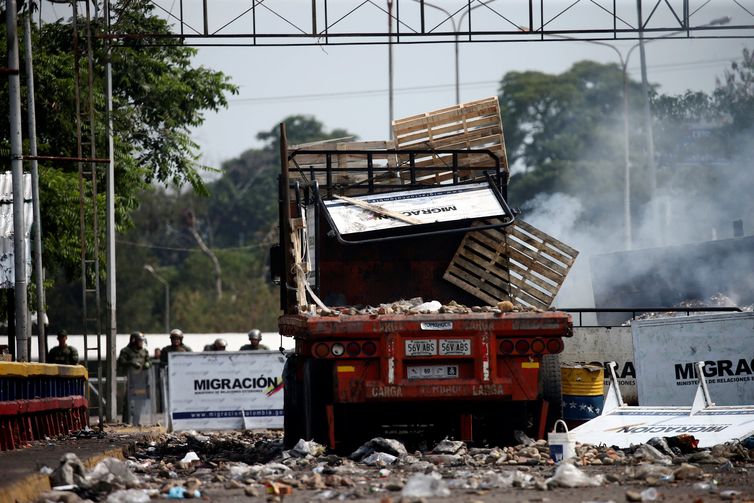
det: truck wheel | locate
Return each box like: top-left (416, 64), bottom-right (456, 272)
top-left (283, 355), bottom-right (304, 449)
top-left (540, 354), bottom-right (562, 431)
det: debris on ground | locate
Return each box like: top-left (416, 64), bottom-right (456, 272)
top-left (309, 297), bottom-right (544, 317)
top-left (35, 430), bottom-right (754, 502)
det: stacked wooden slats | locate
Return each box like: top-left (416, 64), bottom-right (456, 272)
top-left (443, 219), bottom-right (578, 309)
top-left (288, 139), bottom-right (398, 194)
top-left (392, 97), bottom-right (509, 184)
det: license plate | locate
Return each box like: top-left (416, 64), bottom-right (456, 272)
top-left (407, 365), bottom-right (459, 380)
top-left (439, 339), bottom-right (471, 355)
top-left (405, 339), bottom-right (437, 356)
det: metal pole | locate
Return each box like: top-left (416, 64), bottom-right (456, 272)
top-left (621, 64), bottom-right (631, 249)
top-left (636, 0), bottom-right (658, 243)
top-left (104, 0), bottom-right (118, 422)
top-left (453, 33), bottom-right (460, 104)
top-left (24, 10), bottom-right (46, 362)
top-left (7, 0), bottom-right (29, 361)
top-left (164, 283), bottom-right (170, 334)
top-left (387, 0), bottom-right (394, 137)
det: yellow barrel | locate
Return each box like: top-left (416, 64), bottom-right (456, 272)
top-left (561, 364), bottom-right (604, 422)
top-left (561, 365), bottom-right (604, 395)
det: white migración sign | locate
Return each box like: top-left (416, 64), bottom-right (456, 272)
top-left (324, 183), bottom-right (506, 235)
top-left (569, 362), bottom-right (754, 448)
top-left (168, 351), bottom-right (285, 431)
top-left (632, 312), bottom-right (754, 406)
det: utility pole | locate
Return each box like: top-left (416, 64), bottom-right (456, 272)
top-left (387, 0), bottom-right (394, 137)
top-left (7, 0), bottom-right (29, 361)
top-left (24, 10), bottom-right (46, 362)
top-left (104, 0), bottom-right (118, 422)
top-left (636, 0), bottom-right (658, 243)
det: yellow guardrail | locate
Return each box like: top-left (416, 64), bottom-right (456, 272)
top-left (0, 362), bottom-right (88, 379)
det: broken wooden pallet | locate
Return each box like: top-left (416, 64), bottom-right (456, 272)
top-left (392, 97), bottom-right (509, 184)
top-left (443, 219), bottom-right (579, 309)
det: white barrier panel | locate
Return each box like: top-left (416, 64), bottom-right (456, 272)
top-left (168, 351), bottom-right (285, 431)
top-left (562, 327), bottom-right (637, 404)
top-left (569, 362), bottom-right (754, 449)
top-left (633, 312), bottom-right (754, 406)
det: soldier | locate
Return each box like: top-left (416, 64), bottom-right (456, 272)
top-left (240, 329), bottom-right (269, 350)
top-left (117, 332), bottom-right (151, 426)
top-left (160, 329), bottom-right (192, 366)
top-left (117, 332), bottom-right (151, 373)
top-left (203, 338), bottom-right (227, 351)
top-left (47, 330), bottom-right (79, 365)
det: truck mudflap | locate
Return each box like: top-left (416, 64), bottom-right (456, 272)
top-left (568, 362), bottom-right (754, 448)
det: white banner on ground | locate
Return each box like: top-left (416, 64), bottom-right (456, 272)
top-left (633, 312), bottom-right (754, 406)
top-left (324, 182), bottom-right (504, 235)
top-left (168, 351), bottom-right (285, 431)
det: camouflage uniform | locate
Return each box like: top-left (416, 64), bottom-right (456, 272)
top-left (117, 344), bottom-right (151, 374)
top-left (159, 343), bottom-right (192, 365)
top-left (240, 343), bottom-right (269, 350)
top-left (48, 345), bottom-right (79, 365)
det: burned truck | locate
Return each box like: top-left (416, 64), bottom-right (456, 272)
top-left (273, 98), bottom-right (578, 450)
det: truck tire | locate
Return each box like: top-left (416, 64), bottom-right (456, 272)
top-left (540, 354), bottom-right (562, 430)
top-left (283, 355), bottom-right (304, 449)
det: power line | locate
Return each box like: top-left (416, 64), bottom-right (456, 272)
top-left (116, 238), bottom-right (274, 252)
top-left (228, 56), bottom-right (742, 105)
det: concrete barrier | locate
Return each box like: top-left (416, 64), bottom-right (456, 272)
top-left (0, 363), bottom-right (88, 451)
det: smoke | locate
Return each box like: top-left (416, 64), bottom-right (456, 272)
top-left (518, 115), bottom-right (754, 312)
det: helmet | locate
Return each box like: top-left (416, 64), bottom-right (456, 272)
top-left (169, 329), bottom-right (184, 339)
top-left (214, 338), bottom-right (227, 348)
top-left (248, 329), bottom-right (262, 340)
top-left (131, 331), bottom-right (145, 341)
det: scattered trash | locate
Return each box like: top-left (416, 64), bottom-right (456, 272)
top-left (720, 490), bottom-right (742, 500)
top-left (51, 453), bottom-right (89, 489)
top-left (39, 466), bottom-right (54, 476)
top-left (87, 457), bottom-right (141, 488)
top-left (401, 472), bottom-right (450, 498)
top-left (362, 452), bottom-right (398, 466)
top-left (34, 427), bottom-right (753, 502)
top-left (264, 480), bottom-right (294, 496)
top-left (546, 462), bottom-right (604, 488)
top-left (625, 488), bottom-right (658, 502)
top-left (105, 489), bottom-right (152, 503)
top-left (432, 439), bottom-right (466, 455)
top-left (165, 486), bottom-right (201, 499)
top-left (351, 437), bottom-right (408, 461)
top-left (176, 451), bottom-right (200, 469)
top-left (290, 439), bottom-right (326, 458)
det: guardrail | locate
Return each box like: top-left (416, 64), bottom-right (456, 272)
top-left (559, 307), bottom-right (743, 328)
top-left (0, 362), bottom-right (89, 451)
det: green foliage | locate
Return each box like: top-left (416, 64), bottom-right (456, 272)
top-left (110, 116), bottom-right (353, 333)
top-left (499, 61), bottom-right (647, 227)
top-left (2, 2), bottom-right (236, 330)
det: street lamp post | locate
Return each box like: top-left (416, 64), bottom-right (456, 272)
top-left (415, 0), bottom-right (495, 104)
top-left (144, 265), bottom-right (170, 334)
top-left (547, 15), bottom-right (730, 250)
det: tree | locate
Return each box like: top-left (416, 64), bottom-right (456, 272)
top-left (498, 61), bottom-right (647, 227)
top-left (0, 0), bottom-right (237, 278)
top-left (111, 116), bottom-right (353, 332)
top-left (0, 1), bottom-right (237, 330)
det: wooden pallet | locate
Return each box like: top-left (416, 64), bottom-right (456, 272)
top-left (443, 219), bottom-right (578, 309)
top-left (288, 139), bottom-right (399, 194)
top-left (392, 97), bottom-right (509, 184)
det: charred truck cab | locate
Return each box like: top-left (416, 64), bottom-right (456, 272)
top-left (273, 117), bottom-right (573, 451)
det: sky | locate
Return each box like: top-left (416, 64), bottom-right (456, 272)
top-left (182, 1), bottom-right (752, 167)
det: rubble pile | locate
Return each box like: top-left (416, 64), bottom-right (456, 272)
top-left (627, 293), bottom-right (751, 324)
top-left (308, 297), bottom-right (544, 317)
top-left (36, 431), bottom-right (754, 502)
